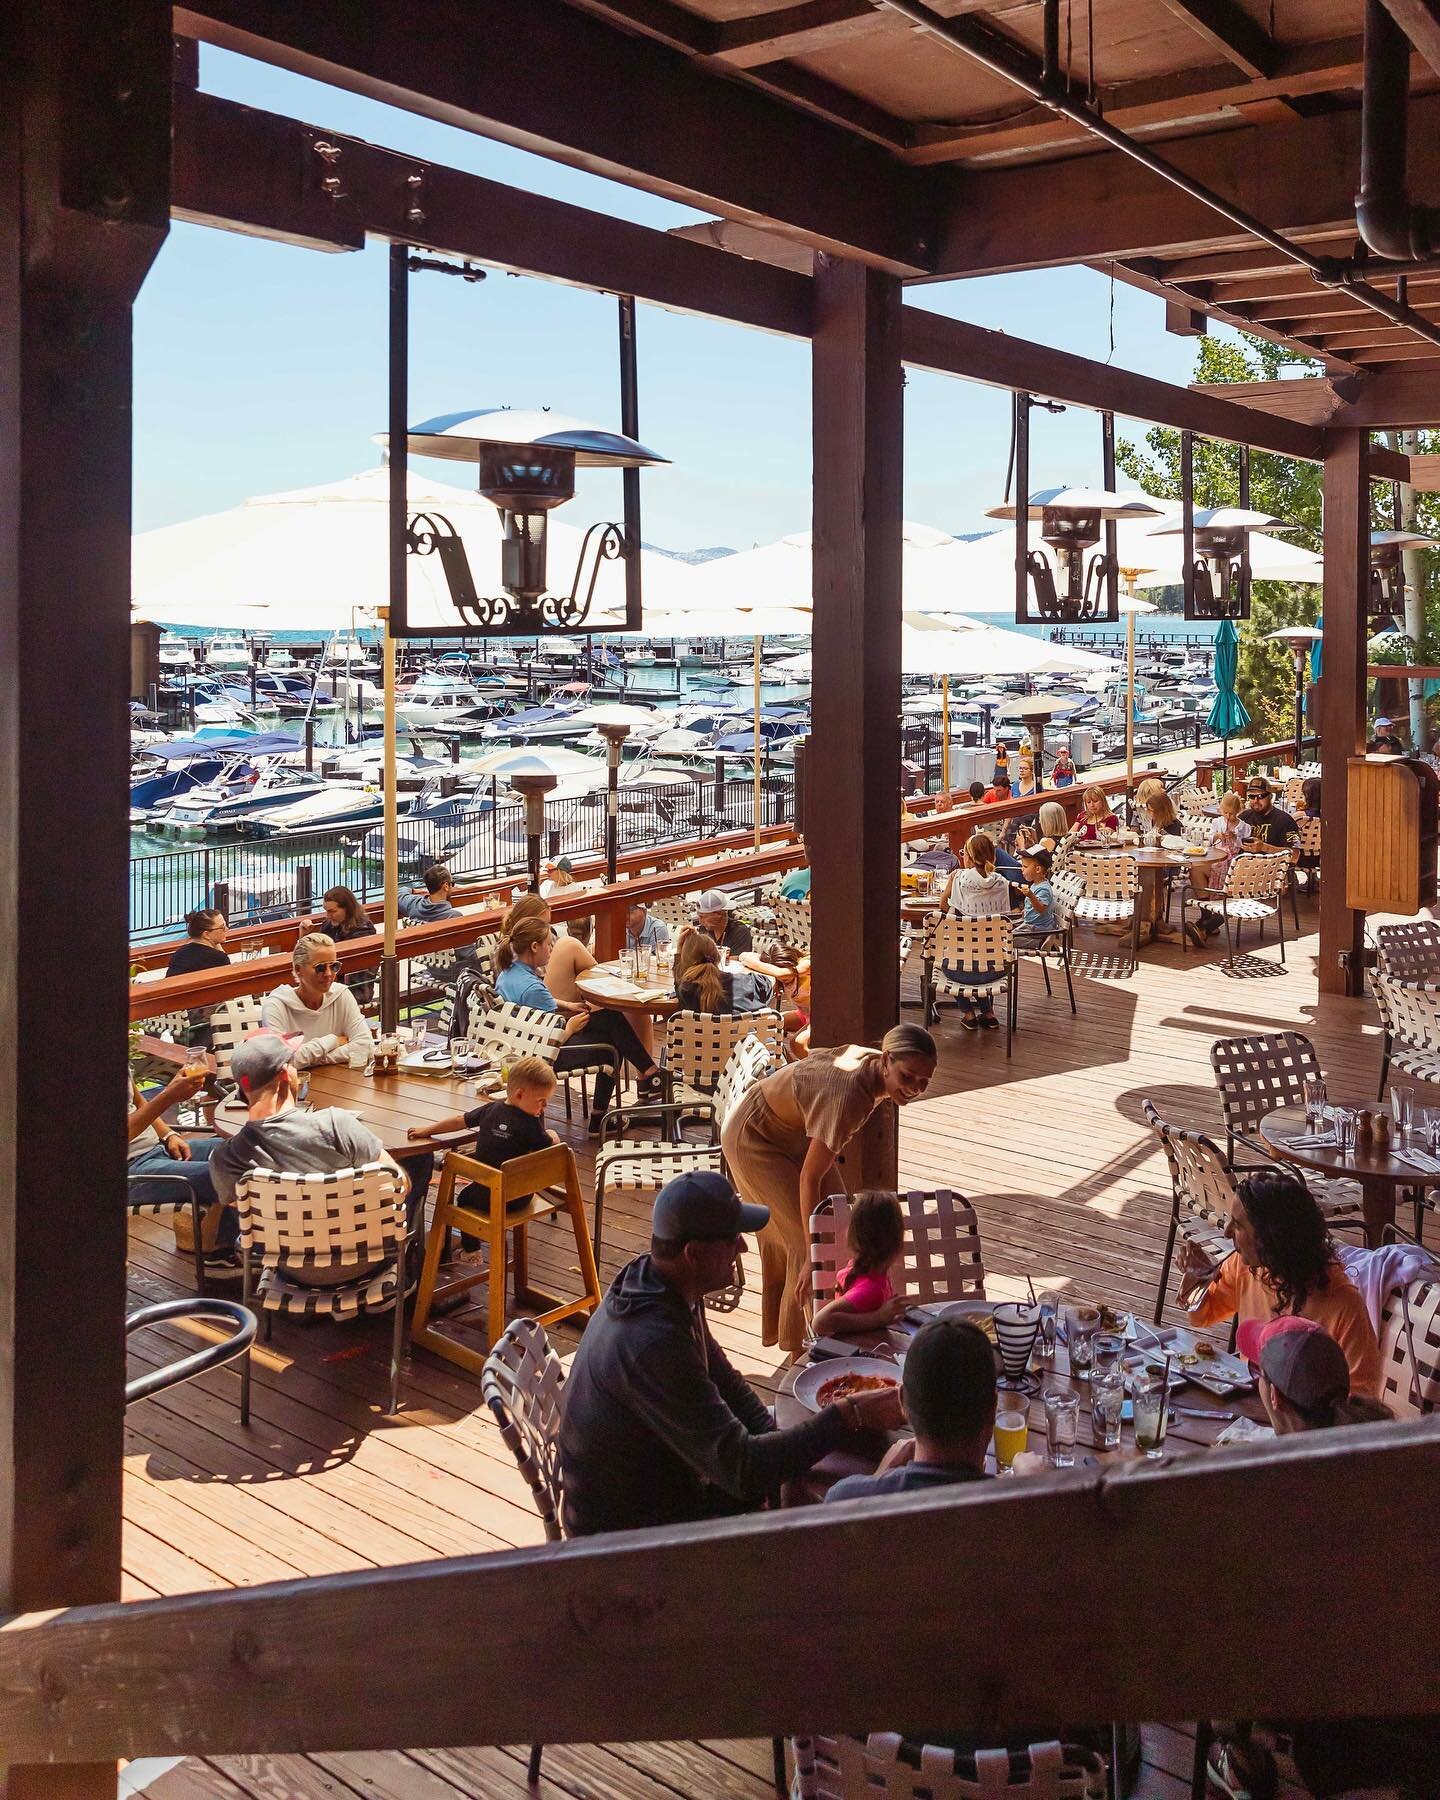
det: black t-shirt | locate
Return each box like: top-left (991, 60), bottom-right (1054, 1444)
top-left (716, 917), bottom-right (753, 956)
top-left (1244, 804), bottom-right (1298, 849)
top-left (459, 1100), bottom-right (551, 1211)
top-left (165, 941), bottom-right (230, 978)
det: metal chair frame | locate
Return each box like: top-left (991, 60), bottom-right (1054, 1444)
top-left (791, 1734), bottom-right (1106, 1800)
top-left (922, 915), bottom-right (1019, 1055)
top-left (1179, 849), bottom-right (1289, 967)
top-left (1141, 1099), bottom-right (1242, 1325)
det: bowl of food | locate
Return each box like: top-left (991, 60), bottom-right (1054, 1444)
top-left (792, 1357), bottom-right (902, 1414)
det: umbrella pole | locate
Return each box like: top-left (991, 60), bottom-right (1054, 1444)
top-left (1125, 605), bottom-right (1136, 800)
top-left (753, 634), bottom-right (762, 851)
top-left (379, 607), bottom-right (400, 1036)
top-left (941, 675), bottom-right (951, 794)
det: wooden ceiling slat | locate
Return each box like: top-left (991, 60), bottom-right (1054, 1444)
top-left (1208, 268), bottom-right (1440, 304)
top-left (712, 0), bottom-right (884, 67)
top-left (1351, 340), bottom-right (1440, 363)
top-left (1378, 0), bottom-right (1440, 81)
top-left (1154, 0), bottom-right (1279, 80)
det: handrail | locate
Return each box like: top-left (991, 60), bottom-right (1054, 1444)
top-left (1194, 735), bottom-right (1320, 778)
top-left (0, 1417), bottom-right (1434, 1763)
top-left (123, 1300), bottom-right (256, 1407)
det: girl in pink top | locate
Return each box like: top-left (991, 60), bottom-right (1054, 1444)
top-left (812, 1191), bottom-right (909, 1335)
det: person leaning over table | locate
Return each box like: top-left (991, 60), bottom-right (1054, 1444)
top-left (260, 932), bottom-right (374, 1070)
top-left (559, 1173), bottom-right (902, 1536)
top-left (1176, 1168), bottom-right (1381, 1397)
top-left (210, 1032), bottom-right (433, 1270)
top-left (721, 1024), bottom-right (938, 1355)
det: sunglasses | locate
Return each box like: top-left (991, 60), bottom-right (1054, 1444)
top-left (312, 962), bottom-right (339, 975)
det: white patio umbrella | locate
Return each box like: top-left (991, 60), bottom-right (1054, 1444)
top-left (466, 745), bottom-right (609, 889)
top-left (131, 465), bottom-right (700, 629)
top-left (686, 519), bottom-right (969, 614)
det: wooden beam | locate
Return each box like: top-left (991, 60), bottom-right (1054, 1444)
top-left (713, 0), bottom-right (887, 66)
top-left (904, 37), bottom-right (1368, 167)
top-left (1329, 366), bottom-right (1440, 428)
top-left (811, 256), bottom-right (902, 1184)
top-left (0, 1422), bottom-right (1437, 1762)
top-left (1210, 268), bottom-right (1440, 307)
top-left (900, 308), bottom-right (1327, 459)
top-left (1318, 430), bottom-right (1370, 997)
top-left (172, 89), bottom-right (815, 336)
top-left (1, 3), bottom-right (172, 1795)
top-left (1155, 0), bottom-right (1278, 78)
top-left (175, 0), bottom-right (935, 273)
top-left (1165, 298), bottom-right (1208, 337)
top-left (1187, 378), bottom-right (1349, 428)
top-left (1378, 0), bottom-right (1440, 80)
top-left (930, 94), bottom-right (1440, 277)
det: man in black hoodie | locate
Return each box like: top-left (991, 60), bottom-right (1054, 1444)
top-left (559, 1172), bottom-right (902, 1536)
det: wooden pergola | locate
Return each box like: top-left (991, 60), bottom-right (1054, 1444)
top-left (6, 0), bottom-right (1440, 1789)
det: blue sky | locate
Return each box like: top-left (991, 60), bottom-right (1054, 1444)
top-left (134, 45), bottom-right (1213, 552)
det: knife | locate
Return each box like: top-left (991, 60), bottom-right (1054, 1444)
top-left (1172, 1405), bottom-right (1236, 1421)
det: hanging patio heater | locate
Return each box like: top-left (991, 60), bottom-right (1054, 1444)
top-left (1157, 432), bottom-right (1292, 622)
top-left (1369, 528), bottom-right (1439, 629)
top-left (987, 400), bottom-right (1160, 625)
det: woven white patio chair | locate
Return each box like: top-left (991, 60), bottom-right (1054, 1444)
top-left (1370, 972), bottom-right (1440, 1098)
top-left (922, 915), bottom-right (1017, 1054)
top-left (235, 1160), bottom-right (414, 1415)
top-left (1142, 1099), bottom-right (1241, 1324)
top-left (660, 1007), bottom-right (785, 1117)
top-left (770, 895), bottom-right (812, 951)
top-left (648, 893), bottom-right (694, 935)
top-left (1376, 919), bottom-right (1440, 983)
top-left (1208, 1031), bottom-right (1365, 1232)
top-left (1179, 848), bottom-right (1289, 967)
top-left (592, 1032), bottom-right (772, 1264)
top-left (1377, 1276), bottom-right (1440, 1419)
top-left (809, 1189), bottom-right (985, 1311)
top-left (790, 1735), bottom-right (1106, 1800)
top-left (1069, 852), bottom-right (1140, 955)
top-left (481, 1318), bottom-right (566, 1786)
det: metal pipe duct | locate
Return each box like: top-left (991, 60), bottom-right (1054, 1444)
top-left (1357, 0), bottom-right (1440, 262)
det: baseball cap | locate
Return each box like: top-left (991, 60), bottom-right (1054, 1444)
top-left (230, 1030), bottom-right (301, 1095)
top-left (1245, 775), bottom-right (1271, 794)
top-left (1376, 716), bottom-right (1394, 728)
top-left (652, 1171), bottom-right (769, 1241)
top-left (1236, 1315), bottom-right (1350, 1409)
top-left (697, 889), bottom-right (732, 913)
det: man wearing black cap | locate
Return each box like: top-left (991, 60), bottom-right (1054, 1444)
top-left (1240, 776), bottom-right (1298, 852)
top-left (559, 1172), bottom-right (902, 1536)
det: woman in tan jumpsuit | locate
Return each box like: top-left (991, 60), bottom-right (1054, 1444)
top-left (721, 1024), bottom-right (937, 1353)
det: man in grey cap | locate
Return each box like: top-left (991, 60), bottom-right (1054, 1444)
top-left (558, 1172), bottom-right (901, 1536)
top-left (211, 1033), bottom-right (434, 1280)
top-left (695, 889), bottom-right (753, 957)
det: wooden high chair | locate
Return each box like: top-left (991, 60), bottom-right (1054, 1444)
top-left (410, 1142), bottom-right (601, 1374)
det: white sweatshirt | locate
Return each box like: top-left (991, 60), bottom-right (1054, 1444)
top-left (260, 982), bottom-right (374, 1069)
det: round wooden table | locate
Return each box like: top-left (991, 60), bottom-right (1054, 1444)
top-left (1260, 1104), bottom-right (1416, 1246)
top-left (773, 1316), bottom-right (1262, 1496)
top-left (1077, 845), bottom-right (1198, 944)
top-left (901, 893), bottom-right (944, 924)
top-left (574, 961), bottom-right (679, 1018)
top-left (211, 1063), bottom-right (468, 1162)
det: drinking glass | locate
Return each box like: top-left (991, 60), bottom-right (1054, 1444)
top-left (993, 1302), bottom-right (1041, 1391)
top-left (1090, 1369), bottom-right (1124, 1451)
top-left (1334, 1107), bottom-right (1357, 1154)
top-left (1426, 1107), bottom-right (1440, 1159)
top-left (993, 1408), bottom-right (1029, 1474)
top-left (181, 1044), bottom-right (209, 1082)
top-left (1035, 1290), bottom-right (1059, 1361)
top-left (1391, 1087), bottom-right (1413, 1148)
top-left (1043, 1390), bottom-right (1079, 1468)
top-left (1063, 1301), bottom-right (1101, 1378)
top-left (1303, 1076), bottom-right (1327, 1132)
top-left (1092, 1332), bottom-right (1125, 1378)
top-left (1132, 1373), bottom-right (1169, 1459)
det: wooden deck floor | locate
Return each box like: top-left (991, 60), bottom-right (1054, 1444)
top-left (123, 891), bottom-right (1368, 1797)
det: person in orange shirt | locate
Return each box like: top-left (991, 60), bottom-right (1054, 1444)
top-left (1176, 1168), bottom-right (1381, 1397)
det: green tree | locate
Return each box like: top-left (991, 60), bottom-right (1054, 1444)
top-left (1115, 334), bottom-right (1440, 740)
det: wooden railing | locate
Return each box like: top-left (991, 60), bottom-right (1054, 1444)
top-left (0, 1418), bottom-right (1434, 1762)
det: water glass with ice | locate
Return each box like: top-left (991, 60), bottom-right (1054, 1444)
top-left (1303, 1076), bottom-right (1327, 1132)
top-left (1063, 1301), bottom-right (1101, 1377)
top-left (1132, 1372), bottom-right (1169, 1459)
top-left (1035, 1291), bottom-right (1059, 1361)
top-left (1043, 1390), bottom-right (1079, 1468)
top-left (1333, 1107), bottom-right (1357, 1153)
top-left (1391, 1087), bottom-right (1413, 1147)
top-left (1090, 1369), bottom-right (1124, 1451)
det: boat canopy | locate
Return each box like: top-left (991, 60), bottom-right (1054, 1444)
top-left (141, 732), bottom-right (299, 762)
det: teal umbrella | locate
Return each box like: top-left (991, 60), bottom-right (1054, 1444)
top-left (1206, 617), bottom-right (1250, 779)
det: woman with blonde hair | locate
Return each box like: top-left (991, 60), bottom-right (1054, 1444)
top-left (1068, 784), bottom-right (1119, 843)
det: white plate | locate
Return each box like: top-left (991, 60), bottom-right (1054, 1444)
top-left (792, 1356), bottom-right (903, 1415)
top-left (917, 1299), bottom-right (996, 1327)
top-left (1133, 1331), bottom-right (1252, 1393)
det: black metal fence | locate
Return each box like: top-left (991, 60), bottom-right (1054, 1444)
top-left (129, 773), bottom-right (795, 942)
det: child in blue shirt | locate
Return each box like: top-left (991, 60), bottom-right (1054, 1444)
top-left (1016, 847), bottom-right (1059, 935)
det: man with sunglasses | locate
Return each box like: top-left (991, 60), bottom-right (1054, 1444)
top-left (559, 1172), bottom-right (902, 1536)
top-left (259, 931), bottom-right (374, 1069)
top-left (1240, 776), bottom-right (1299, 853)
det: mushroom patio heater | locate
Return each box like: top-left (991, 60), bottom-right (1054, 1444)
top-left (994, 693), bottom-right (1086, 793)
top-left (466, 747), bottom-right (604, 893)
top-left (576, 702), bottom-right (658, 882)
top-left (1266, 625), bottom-right (1324, 769)
top-left (1369, 528), bottom-right (1439, 629)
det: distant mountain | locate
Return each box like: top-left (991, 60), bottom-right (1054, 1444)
top-left (643, 542), bottom-right (737, 565)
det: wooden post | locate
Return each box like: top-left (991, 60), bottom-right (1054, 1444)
top-left (1318, 429), bottom-right (1370, 996)
top-left (0, 3), bottom-right (170, 1795)
top-left (810, 255), bottom-right (903, 1184)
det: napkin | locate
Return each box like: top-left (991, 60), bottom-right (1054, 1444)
top-left (1395, 1148), bottom-right (1440, 1175)
top-left (1288, 1133), bottom-right (1338, 1149)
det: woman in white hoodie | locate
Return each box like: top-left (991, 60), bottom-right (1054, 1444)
top-left (260, 932), bottom-right (374, 1068)
top-left (937, 832), bottom-right (1014, 1033)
